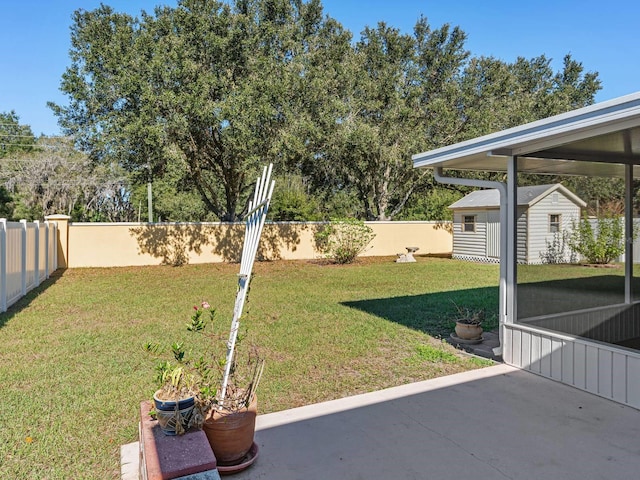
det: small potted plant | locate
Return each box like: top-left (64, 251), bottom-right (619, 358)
top-left (452, 304), bottom-right (484, 341)
top-left (148, 345), bottom-right (203, 436)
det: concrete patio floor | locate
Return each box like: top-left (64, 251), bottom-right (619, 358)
top-left (232, 364), bottom-right (640, 480)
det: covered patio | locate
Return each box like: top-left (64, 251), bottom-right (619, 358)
top-left (231, 364), bottom-right (640, 479)
top-left (413, 92), bottom-right (640, 408)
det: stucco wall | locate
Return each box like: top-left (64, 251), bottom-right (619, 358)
top-left (62, 221), bottom-right (452, 268)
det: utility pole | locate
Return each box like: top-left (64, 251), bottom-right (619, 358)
top-left (147, 182), bottom-right (153, 223)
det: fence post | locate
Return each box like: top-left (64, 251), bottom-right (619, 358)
top-left (44, 221), bottom-right (50, 279)
top-left (20, 219), bottom-right (27, 296)
top-left (0, 219), bottom-right (6, 312)
top-left (44, 214), bottom-right (70, 269)
top-left (53, 222), bottom-right (58, 273)
top-left (34, 220), bottom-right (40, 287)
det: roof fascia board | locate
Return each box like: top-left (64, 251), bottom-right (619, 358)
top-left (504, 116), bottom-right (640, 157)
top-left (412, 93), bottom-right (640, 168)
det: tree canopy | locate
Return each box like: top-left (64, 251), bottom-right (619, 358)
top-left (45, 0), bottom-right (606, 222)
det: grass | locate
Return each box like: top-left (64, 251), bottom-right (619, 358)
top-left (0, 256), bottom-right (501, 479)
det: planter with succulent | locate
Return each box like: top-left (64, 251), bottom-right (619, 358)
top-left (452, 305), bottom-right (484, 341)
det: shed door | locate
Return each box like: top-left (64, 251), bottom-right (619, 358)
top-left (486, 210), bottom-right (500, 258)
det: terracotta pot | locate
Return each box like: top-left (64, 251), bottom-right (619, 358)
top-left (455, 321), bottom-right (483, 340)
top-left (203, 395), bottom-right (257, 465)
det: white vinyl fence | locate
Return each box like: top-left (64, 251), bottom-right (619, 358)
top-left (0, 219), bottom-right (57, 312)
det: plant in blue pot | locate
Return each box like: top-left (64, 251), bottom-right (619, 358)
top-left (145, 304), bottom-right (215, 436)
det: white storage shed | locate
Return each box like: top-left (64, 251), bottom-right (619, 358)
top-left (449, 184), bottom-right (586, 264)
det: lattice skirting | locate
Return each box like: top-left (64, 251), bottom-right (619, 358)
top-left (452, 254), bottom-right (500, 264)
top-left (452, 254), bottom-right (536, 265)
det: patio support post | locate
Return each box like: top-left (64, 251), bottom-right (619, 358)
top-left (433, 167), bottom-right (506, 356)
top-left (625, 162), bottom-right (633, 303)
top-left (506, 156), bottom-right (517, 325)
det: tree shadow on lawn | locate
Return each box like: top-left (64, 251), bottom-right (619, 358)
top-left (342, 286), bottom-right (499, 339)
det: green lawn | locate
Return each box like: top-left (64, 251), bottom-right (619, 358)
top-left (1, 256), bottom-right (502, 479)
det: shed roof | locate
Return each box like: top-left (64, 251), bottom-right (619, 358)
top-left (412, 92), bottom-right (640, 177)
top-left (449, 184), bottom-right (587, 210)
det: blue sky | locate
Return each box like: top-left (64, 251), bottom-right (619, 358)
top-left (1, 0), bottom-right (638, 136)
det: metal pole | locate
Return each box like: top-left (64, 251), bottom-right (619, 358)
top-left (625, 162), bottom-right (633, 303)
top-left (147, 182), bottom-right (153, 223)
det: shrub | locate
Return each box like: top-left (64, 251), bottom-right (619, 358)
top-left (540, 230), bottom-right (577, 264)
top-left (315, 218), bottom-right (375, 264)
top-left (568, 214), bottom-right (625, 264)
top-left (270, 175), bottom-right (321, 221)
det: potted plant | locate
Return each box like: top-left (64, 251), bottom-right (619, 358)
top-left (147, 341), bottom-right (204, 436)
top-left (186, 302), bottom-right (264, 466)
top-left (145, 301), bottom-right (264, 465)
top-left (201, 348), bottom-right (263, 466)
top-left (452, 305), bottom-right (484, 341)
top-left (145, 165), bottom-right (273, 470)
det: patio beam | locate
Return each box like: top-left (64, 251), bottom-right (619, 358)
top-left (520, 149), bottom-right (640, 164)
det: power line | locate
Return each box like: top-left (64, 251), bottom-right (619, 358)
top-left (0, 143), bottom-right (67, 149)
top-left (0, 133), bottom-right (36, 136)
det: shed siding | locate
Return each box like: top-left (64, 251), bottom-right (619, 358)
top-left (452, 210), bottom-right (487, 259)
top-left (516, 208), bottom-right (527, 263)
top-left (527, 193), bottom-right (581, 264)
top-left (486, 210), bottom-right (500, 258)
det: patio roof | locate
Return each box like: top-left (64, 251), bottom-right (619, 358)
top-left (412, 92), bottom-right (640, 177)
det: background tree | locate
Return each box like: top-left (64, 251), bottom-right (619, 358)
top-left (51, 0), bottom-right (607, 222)
top-left (0, 111), bottom-right (37, 217)
top-left (269, 175), bottom-right (321, 221)
top-left (52, 0), bottom-right (350, 221)
top-left (0, 111), bottom-right (36, 157)
top-left (320, 19), bottom-right (469, 221)
top-left (0, 136), bottom-right (132, 221)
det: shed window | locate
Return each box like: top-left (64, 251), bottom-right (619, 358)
top-left (463, 215), bottom-right (476, 232)
top-left (549, 214), bottom-right (561, 233)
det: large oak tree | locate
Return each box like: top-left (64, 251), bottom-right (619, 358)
top-left (52, 0), bottom-right (349, 221)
